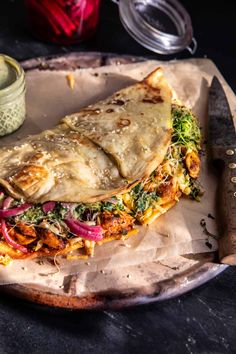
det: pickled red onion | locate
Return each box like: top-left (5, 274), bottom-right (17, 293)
top-left (0, 203), bottom-right (32, 218)
top-left (42, 201), bottom-right (56, 213)
top-left (65, 218), bottom-right (103, 241)
top-left (73, 219), bottom-right (103, 233)
top-left (3, 197), bottom-right (14, 210)
top-left (1, 219), bottom-right (28, 253)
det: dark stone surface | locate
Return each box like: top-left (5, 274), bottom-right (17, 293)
top-left (0, 0), bottom-right (236, 353)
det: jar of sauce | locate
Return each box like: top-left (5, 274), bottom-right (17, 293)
top-left (24, 0), bottom-right (101, 45)
top-left (0, 55), bottom-right (26, 137)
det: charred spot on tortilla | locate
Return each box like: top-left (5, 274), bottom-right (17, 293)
top-left (27, 152), bottom-right (46, 164)
top-left (82, 108), bottom-right (101, 115)
top-left (111, 99), bottom-right (125, 106)
top-left (142, 96), bottom-right (164, 104)
top-left (117, 118), bottom-right (131, 128)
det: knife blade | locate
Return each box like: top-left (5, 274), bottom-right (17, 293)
top-left (208, 76), bottom-right (236, 265)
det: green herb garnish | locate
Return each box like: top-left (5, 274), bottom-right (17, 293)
top-left (172, 105), bottom-right (201, 151)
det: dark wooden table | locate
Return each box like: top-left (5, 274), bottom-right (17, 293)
top-left (0, 0), bottom-right (236, 353)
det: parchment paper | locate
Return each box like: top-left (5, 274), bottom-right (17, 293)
top-left (0, 58), bottom-right (235, 294)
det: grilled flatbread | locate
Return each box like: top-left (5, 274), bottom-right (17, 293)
top-left (63, 68), bottom-right (172, 181)
top-left (0, 68), bottom-right (172, 203)
top-left (0, 124), bottom-right (132, 203)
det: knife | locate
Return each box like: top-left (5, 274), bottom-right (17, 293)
top-left (208, 76), bottom-right (236, 265)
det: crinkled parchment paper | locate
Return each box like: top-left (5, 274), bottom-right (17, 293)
top-left (0, 58), bottom-right (235, 294)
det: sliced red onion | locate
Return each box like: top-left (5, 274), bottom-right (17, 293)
top-left (3, 197), bottom-right (14, 210)
top-left (0, 203), bottom-right (32, 218)
top-left (73, 219), bottom-right (103, 233)
top-left (65, 218), bottom-right (103, 241)
top-left (1, 219), bottom-right (28, 253)
top-left (42, 201), bottom-right (56, 213)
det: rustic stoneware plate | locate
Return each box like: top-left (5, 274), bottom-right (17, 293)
top-left (0, 52), bottom-right (227, 310)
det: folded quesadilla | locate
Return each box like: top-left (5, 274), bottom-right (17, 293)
top-left (0, 68), bottom-right (201, 264)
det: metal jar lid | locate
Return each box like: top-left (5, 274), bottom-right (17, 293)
top-left (113, 0), bottom-right (197, 55)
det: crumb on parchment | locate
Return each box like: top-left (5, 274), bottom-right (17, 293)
top-left (66, 73), bottom-right (75, 90)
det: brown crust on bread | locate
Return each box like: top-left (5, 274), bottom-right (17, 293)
top-left (11, 165), bottom-right (49, 194)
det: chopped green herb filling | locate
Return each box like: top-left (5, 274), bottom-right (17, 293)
top-left (131, 183), bottom-right (159, 215)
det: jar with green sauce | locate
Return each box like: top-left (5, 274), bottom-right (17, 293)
top-left (0, 54), bottom-right (26, 136)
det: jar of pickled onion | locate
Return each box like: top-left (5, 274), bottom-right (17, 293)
top-left (24, 0), bottom-right (101, 45)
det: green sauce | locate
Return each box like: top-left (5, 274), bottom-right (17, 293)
top-left (0, 57), bottom-right (17, 90)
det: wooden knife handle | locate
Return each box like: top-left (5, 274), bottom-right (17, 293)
top-left (217, 149), bottom-right (236, 264)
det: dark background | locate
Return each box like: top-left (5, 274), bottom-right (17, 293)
top-left (0, 1), bottom-right (236, 353)
top-left (1, 0), bottom-right (236, 91)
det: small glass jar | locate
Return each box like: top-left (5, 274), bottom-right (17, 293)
top-left (24, 0), bottom-right (101, 45)
top-left (0, 55), bottom-right (26, 137)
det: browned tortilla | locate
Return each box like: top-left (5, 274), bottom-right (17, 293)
top-left (0, 68), bottom-right (172, 203)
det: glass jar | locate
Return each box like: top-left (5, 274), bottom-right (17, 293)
top-left (0, 55), bottom-right (26, 137)
top-left (112, 0), bottom-right (196, 55)
top-left (24, 0), bottom-right (101, 45)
